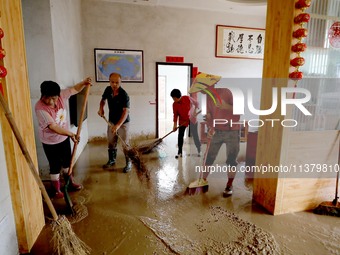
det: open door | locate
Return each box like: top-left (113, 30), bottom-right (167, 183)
top-left (156, 62), bottom-right (193, 138)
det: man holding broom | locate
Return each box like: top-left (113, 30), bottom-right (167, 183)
top-left (98, 72), bottom-right (132, 173)
top-left (35, 77), bottom-right (92, 198)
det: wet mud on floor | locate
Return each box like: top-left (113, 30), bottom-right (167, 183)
top-left (30, 138), bottom-right (340, 255)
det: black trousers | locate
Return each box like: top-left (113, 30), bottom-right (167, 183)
top-left (42, 137), bottom-right (71, 174)
top-left (177, 126), bottom-right (187, 154)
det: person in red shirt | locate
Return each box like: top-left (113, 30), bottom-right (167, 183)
top-left (171, 89), bottom-right (192, 158)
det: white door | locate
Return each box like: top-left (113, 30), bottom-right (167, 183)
top-left (156, 63), bottom-right (192, 137)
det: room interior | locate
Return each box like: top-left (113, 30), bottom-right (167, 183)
top-left (0, 0), bottom-right (339, 254)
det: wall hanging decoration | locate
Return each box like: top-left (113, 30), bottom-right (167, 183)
top-left (215, 25), bottom-right (265, 59)
top-left (328, 21), bottom-right (340, 49)
top-left (0, 28), bottom-right (5, 95)
top-left (94, 48), bottom-right (144, 83)
top-left (289, 0), bottom-right (312, 81)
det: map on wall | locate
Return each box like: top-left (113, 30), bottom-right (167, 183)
top-left (94, 49), bottom-right (144, 82)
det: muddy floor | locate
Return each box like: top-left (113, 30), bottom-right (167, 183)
top-left (30, 136), bottom-right (340, 255)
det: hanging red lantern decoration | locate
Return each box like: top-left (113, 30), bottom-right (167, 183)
top-left (0, 66), bottom-right (7, 78)
top-left (294, 13), bottom-right (310, 24)
top-left (293, 28), bottom-right (308, 38)
top-left (290, 57), bottom-right (305, 67)
top-left (289, 71), bottom-right (303, 80)
top-left (291, 42), bottom-right (307, 52)
top-left (0, 48), bottom-right (5, 59)
top-left (0, 28), bottom-right (3, 39)
top-left (295, 0), bottom-right (311, 9)
top-left (328, 21), bottom-right (340, 49)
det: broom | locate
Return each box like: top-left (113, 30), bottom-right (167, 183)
top-left (135, 128), bottom-right (177, 154)
top-left (100, 115), bottom-right (150, 181)
top-left (0, 92), bottom-right (91, 254)
top-left (185, 136), bottom-right (211, 195)
top-left (64, 85), bottom-right (91, 215)
top-left (314, 126), bottom-right (340, 217)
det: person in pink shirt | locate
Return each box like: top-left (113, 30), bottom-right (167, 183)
top-left (35, 77), bottom-right (91, 198)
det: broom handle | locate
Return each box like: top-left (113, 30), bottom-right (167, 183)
top-left (68, 85), bottom-right (91, 175)
top-left (334, 131), bottom-right (340, 204)
top-left (0, 93), bottom-right (59, 221)
top-left (100, 115), bottom-right (129, 147)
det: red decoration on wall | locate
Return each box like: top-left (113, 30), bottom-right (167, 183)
top-left (293, 28), bottom-right (308, 38)
top-left (291, 42), bottom-right (307, 52)
top-left (0, 82), bottom-right (3, 96)
top-left (328, 21), bottom-right (340, 49)
top-left (166, 56), bottom-right (184, 63)
top-left (0, 48), bottom-right (5, 59)
top-left (289, 71), bottom-right (303, 80)
top-left (295, 0), bottom-right (311, 9)
top-left (0, 28), bottom-right (3, 39)
top-left (294, 13), bottom-right (310, 24)
top-left (290, 57), bottom-right (305, 67)
top-left (0, 66), bottom-right (7, 78)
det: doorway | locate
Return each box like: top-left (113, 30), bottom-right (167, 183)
top-left (156, 62), bottom-right (193, 138)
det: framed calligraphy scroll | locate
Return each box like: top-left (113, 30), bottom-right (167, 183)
top-left (215, 25), bottom-right (265, 59)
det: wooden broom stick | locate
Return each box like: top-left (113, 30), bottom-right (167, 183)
top-left (0, 92), bottom-right (59, 221)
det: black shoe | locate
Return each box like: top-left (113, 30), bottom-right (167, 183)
top-left (175, 153), bottom-right (182, 159)
top-left (103, 159), bottom-right (115, 168)
top-left (223, 186), bottom-right (233, 197)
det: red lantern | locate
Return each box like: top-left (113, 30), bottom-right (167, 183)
top-left (293, 28), bottom-right (308, 38)
top-left (0, 28), bottom-right (3, 39)
top-left (295, 0), bottom-right (311, 9)
top-left (291, 42), bottom-right (307, 52)
top-left (0, 66), bottom-right (7, 78)
top-left (294, 13), bottom-right (310, 24)
top-left (289, 71), bottom-right (303, 80)
top-left (0, 48), bottom-right (5, 59)
top-left (290, 57), bottom-right (305, 67)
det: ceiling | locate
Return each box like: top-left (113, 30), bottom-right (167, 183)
top-left (95, 0), bottom-right (267, 16)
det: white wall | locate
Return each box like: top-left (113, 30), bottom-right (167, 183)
top-left (23, 0), bottom-right (88, 177)
top-left (81, 1), bottom-right (266, 138)
top-left (0, 125), bottom-right (19, 255)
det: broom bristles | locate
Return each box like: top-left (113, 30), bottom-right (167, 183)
top-left (122, 143), bottom-right (150, 182)
top-left (135, 138), bottom-right (163, 154)
top-left (51, 215), bottom-right (91, 255)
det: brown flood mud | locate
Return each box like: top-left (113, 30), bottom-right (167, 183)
top-left (31, 138), bottom-right (340, 255)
